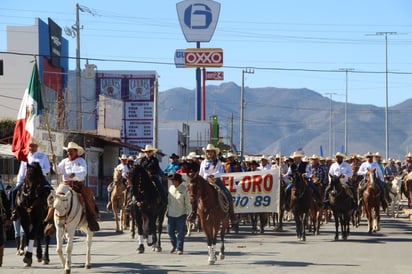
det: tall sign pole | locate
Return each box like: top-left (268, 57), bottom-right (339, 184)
top-left (177, 0), bottom-right (221, 121)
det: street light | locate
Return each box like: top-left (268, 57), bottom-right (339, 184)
top-left (339, 68), bottom-right (354, 155)
top-left (371, 32), bottom-right (397, 159)
top-left (240, 68), bottom-right (254, 161)
top-left (325, 92), bottom-right (338, 157)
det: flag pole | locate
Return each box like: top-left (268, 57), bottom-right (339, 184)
top-left (34, 56), bottom-right (60, 185)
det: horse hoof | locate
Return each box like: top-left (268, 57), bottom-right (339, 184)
top-left (208, 258), bottom-right (216, 265)
top-left (23, 257), bottom-right (32, 267)
top-left (65, 269), bottom-right (71, 274)
top-left (43, 259), bottom-right (50, 265)
top-left (137, 244), bottom-right (145, 254)
top-left (220, 253), bottom-right (225, 260)
top-left (85, 264), bottom-right (91, 269)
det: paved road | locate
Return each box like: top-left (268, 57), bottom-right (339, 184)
top-left (2, 200), bottom-right (412, 274)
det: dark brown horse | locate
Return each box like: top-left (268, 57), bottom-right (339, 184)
top-left (128, 165), bottom-right (166, 253)
top-left (187, 172), bottom-right (229, 265)
top-left (363, 169), bottom-right (381, 234)
top-left (328, 175), bottom-right (354, 240)
top-left (308, 177), bottom-right (324, 235)
top-left (289, 165), bottom-right (312, 241)
top-left (15, 162), bottom-right (52, 267)
top-left (349, 164), bottom-right (363, 227)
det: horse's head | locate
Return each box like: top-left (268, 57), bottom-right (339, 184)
top-left (365, 168), bottom-right (377, 188)
top-left (113, 168), bottom-right (123, 184)
top-left (25, 162), bottom-right (45, 187)
top-left (51, 184), bottom-right (72, 219)
top-left (187, 172), bottom-right (202, 203)
top-left (129, 165), bottom-right (156, 202)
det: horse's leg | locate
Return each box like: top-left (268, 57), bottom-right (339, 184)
top-left (55, 223), bottom-right (66, 268)
top-left (135, 209), bottom-right (145, 253)
top-left (36, 235), bottom-right (43, 263)
top-left (84, 230), bottom-right (93, 269)
top-left (301, 212), bottom-right (307, 241)
top-left (43, 234), bottom-right (51, 265)
top-left (113, 202), bottom-right (120, 233)
top-left (219, 217), bottom-right (229, 260)
top-left (64, 231), bottom-right (75, 273)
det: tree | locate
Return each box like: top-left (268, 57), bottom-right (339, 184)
top-left (0, 119), bottom-right (15, 143)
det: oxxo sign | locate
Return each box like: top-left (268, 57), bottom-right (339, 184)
top-left (174, 48), bottom-right (223, 68)
top-left (176, 0), bottom-right (221, 42)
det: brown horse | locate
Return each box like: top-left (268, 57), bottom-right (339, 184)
top-left (289, 165), bottom-right (312, 241)
top-left (403, 171), bottom-right (412, 208)
top-left (363, 168), bottom-right (381, 234)
top-left (187, 172), bottom-right (229, 265)
top-left (328, 175), bottom-right (354, 240)
top-left (308, 177), bottom-right (324, 235)
top-left (110, 168), bottom-right (127, 233)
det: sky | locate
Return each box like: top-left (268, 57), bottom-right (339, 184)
top-left (1, 0), bottom-right (411, 107)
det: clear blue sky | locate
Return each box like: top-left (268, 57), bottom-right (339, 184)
top-left (1, 0), bottom-right (411, 107)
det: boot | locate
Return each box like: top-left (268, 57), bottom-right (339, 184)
top-left (44, 207), bottom-right (56, 236)
top-left (0, 246), bottom-right (4, 267)
top-left (15, 236), bottom-right (21, 255)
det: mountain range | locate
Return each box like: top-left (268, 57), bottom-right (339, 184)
top-left (158, 82), bottom-right (412, 160)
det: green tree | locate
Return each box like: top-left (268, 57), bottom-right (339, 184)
top-left (0, 119), bottom-right (15, 143)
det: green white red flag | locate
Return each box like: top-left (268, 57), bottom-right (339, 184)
top-left (12, 62), bottom-right (44, 162)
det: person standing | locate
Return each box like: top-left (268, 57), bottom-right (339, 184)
top-left (164, 153), bottom-right (181, 175)
top-left (49, 142), bottom-right (100, 231)
top-left (0, 179), bottom-right (11, 267)
top-left (167, 173), bottom-right (191, 255)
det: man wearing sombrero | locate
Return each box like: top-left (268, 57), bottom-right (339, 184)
top-left (107, 154), bottom-right (130, 211)
top-left (357, 152), bottom-right (388, 210)
top-left (140, 145), bottom-right (167, 205)
top-left (48, 142), bottom-right (100, 231)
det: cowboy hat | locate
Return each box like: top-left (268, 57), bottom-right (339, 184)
top-left (226, 152), bottom-right (237, 159)
top-left (261, 155), bottom-right (269, 161)
top-left (310, 154), bottom-right (320, 160)
top-left (291, 151), bottom-right (304, 158)
top-left (169, 153), bottom-right (179, 159)
top-left (203, 144), bottom-right (220, 154)
top-left (119, 154), bottom-right (128, 161)
top-left (141, 144), bottom-right (158, 153)
top-left (335, 152), bottom-right (346, 158)
top-left (374, 152), bottom-right (382, 158)
top-left (29, 138), bottom-right (41, 147)
top-left (167, 173), bottom-right (183, 182)
top-left (364, 152), bottom-right (374, 158)
top-left (186, 151), bottom-right (197, 160)
top-left (405, 152), bottom-right (412, 158)
top-left (274, 153), bottom-right (282, 159)
top-left (63, 141), bottom-right (84, 156)
top-left (128, 156), bottom-right (134, 161)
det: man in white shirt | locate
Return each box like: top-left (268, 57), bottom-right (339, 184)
top-left (12, 139), bottom-right (51, 212)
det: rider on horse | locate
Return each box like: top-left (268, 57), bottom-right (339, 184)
top-left (107, 154), bottom-right (130, 211)
top-left (139, 145), bottom-right (168, 206)
top-left (357, 152), bottom-right (388, 210)
top-left (323, 152), bottom-right (355, 207)
top-left (195, 144), bottom-right (238, 227)
top-left (46, 142), bottom-right (100, 232)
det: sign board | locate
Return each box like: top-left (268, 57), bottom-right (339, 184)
top-left (184, 48), bottom-right (223, 67)
top-left (176, 0), bottom-right (221, 42)
top-left (174, 49), bottom-right (186, 68)
top-left (206, 71), bottom-right (224, 80)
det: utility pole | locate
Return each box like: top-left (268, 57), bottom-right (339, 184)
top-left (339, 68), bottom-right (354, 155)
top-left (240, 68), bottom-right (254, 161)
top-left (370, 32), bottom-right (397, 159)
top-left (325, 92), bottom-right (338, 157)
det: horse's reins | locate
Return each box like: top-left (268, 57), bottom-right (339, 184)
top-left (55, 189), bottom-right (79, 225)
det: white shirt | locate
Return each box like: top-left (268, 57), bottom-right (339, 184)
top-left (357, 161), bottom-right (384, 181)
top-left (55, 157), bottom-right (87, 182)
top-left (116, 163), bottom-right (129, 179)
top-left (16, 151), bottom-right (51, 185)
top-left (328, 161), bottom-right (353, 184)
top-left (199, 159), bottom-right (224, 179)
top-left (258, 163), bottom-right (272, 171)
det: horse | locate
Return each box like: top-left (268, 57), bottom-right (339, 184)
top-left (15, 162), bottom-right (52, 267)
top-left (403, 171), bottom-right (412, 208)
top-left (349, 169), bottom-right (363, 228)
top-left (308, 176), bottom-right (324, 235)
top-left (110, 168), bottom-right (128, 233)
top-left (187, 172), bottom-right (229, 265)
top-left (272, 178), bottom-right (286, 232)
top-left (51, 183), bottom-right (93, 274)
top-left (387, 175), bottom-right (402, 218)
top-left (128, 165), bottom-right (167, 253)
top-left (289, 165), bottom-right (312, 241)
top-left (328, 175), bottom-right (354, 240)
top-left (363, 168), bottom-right (381, 234)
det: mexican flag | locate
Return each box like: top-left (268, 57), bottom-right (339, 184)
top-left (12, 63), bottom-right (44, 162)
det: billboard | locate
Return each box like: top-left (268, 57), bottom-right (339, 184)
top-left (177, 0), bottom-right (221, 42)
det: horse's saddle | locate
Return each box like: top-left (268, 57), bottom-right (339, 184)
top-left (207, 178), bottom-right (229, 213)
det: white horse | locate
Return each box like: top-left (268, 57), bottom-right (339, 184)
top-left (387, 176), bottom-right (402, 218)
top-left (51, 184), bottom-right (93, 274)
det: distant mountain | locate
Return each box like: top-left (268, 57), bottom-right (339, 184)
top-left (158, 82), bottom-right (412, 159)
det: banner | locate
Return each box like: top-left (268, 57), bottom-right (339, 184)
top-left (219, 168), bottom-right (281, 214)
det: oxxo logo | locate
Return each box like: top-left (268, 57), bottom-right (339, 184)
top-left (177, 0), bottom-right (221, 42)
top-left (184, 48), bottom-right (223, 67)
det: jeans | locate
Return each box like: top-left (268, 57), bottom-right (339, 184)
top-left (167, 214), bottom-right (187, 251)
top-left (13, 219), bottom-right (25, 238)
top-left (215, 177), bottom-right (233, 202)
